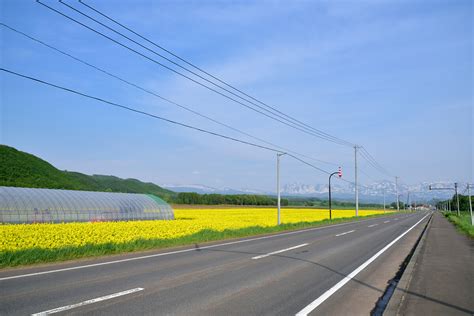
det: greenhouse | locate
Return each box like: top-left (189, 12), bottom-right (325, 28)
top-left (0, 186), bottom-right (174, 223)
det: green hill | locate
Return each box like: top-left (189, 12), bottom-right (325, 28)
top-left (0, 145), bottom-right (176, 201)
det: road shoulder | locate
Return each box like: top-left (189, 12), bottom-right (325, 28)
top-left (385, 212), bottom-right (474, 315)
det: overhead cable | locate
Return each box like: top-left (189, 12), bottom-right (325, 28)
top-left (0, 22), bottom-right (346, 169)
top-left (1, 68), bottom-right (354, 182)
top-left (36, 0), bottom-right (354, 147)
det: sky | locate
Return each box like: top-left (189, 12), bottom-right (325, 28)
top-left (1, 0), bottom-right (472, 192)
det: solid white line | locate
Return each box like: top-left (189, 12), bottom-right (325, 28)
top-left (31, 288), bottom-right (144, 315)
top-left (394, 218), bottom-right (399, 220)
top-left (367, 224), bottom-right (378, 228)
top-left (335, 230), bottom-right (355, 237)
top-left (295, 213), bottom-right (430, 316)
top-left (0, 216), bottom-right (389, 281)
top-left (251, 243), bottom-right (308, 260)
top-left (384, 221), bottom-right (390, 223)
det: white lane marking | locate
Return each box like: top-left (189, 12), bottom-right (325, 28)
top-left (394, 218), bottom-right (399, 220)
top-left (31, 288), bottom-right (144, 315)
top-left (368, 224), bottom-right (378, 228)
top-left (0, 216), bottom-right (390, 281)
top-left (252, 243), bottom-right (309, 260)
top-left (295, 213), bottom-right (430, 316)
top-left (384, 221), bottom-right (390, 223)
top-left (335, 230), bottom-right (355, 237)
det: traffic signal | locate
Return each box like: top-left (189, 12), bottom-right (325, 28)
top-left (338, 167), bottom-right (342, 178)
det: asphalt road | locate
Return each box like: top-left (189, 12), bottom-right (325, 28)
top-left (0, 211), bottom-right (430, 316)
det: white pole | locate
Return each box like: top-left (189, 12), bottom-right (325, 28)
top-left (395, 176), bottom-right (400, 212)
top-left (455, 182), bottom-right (460, 216)
top-left (383, 188), bottom-right (386, 213)
top-left (277, 153), bottom-right (281, 225)
top-left (354, 146), bottom-right (359, 217)
top-left (468, 185), bottom-right (473, 226)
top-left (407, 191), bottom-right (411, 211)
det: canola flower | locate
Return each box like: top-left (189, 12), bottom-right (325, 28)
top-left (0, 208), bottom-right (388, 253)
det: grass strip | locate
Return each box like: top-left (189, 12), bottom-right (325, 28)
top-left (443, 212), bottom-right (474, 238)
top-left (0, 212), bottom-right (401, 268)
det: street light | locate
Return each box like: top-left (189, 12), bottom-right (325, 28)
top-left (328, 167), bottom-right (342, 220)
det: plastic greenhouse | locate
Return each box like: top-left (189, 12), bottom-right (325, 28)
top-left (0, 186), bottom-right (174, 223)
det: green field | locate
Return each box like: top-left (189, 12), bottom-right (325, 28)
top-left (444, 212), bottom-right (474, 238)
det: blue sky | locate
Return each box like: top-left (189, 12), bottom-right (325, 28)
top-left (1, 0), bottom-right (472, 191)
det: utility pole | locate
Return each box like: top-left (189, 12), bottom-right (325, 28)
top-left (407, 191), bottom-right (410, 211)
top-left (468, 184), bottom-right (473, 226)
top-left (454, 182), bottom-right (460, 216)
top-left (383, 188), bottom-right (386, 213)
top-left (354, 145), bottom-right (359, 217)
top-left (395, 176), bottom-right (400, 212)
top-left (276, 153), bottom-right (286, 225)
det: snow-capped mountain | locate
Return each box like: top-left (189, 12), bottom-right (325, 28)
top-left (283, 183), bottom-right (346, 195)
top-left (162, 180), bottom-right (463, 203)
top-left (161, 184), bottom-right (266, 195)
top-left (282, 180), bottom-right (462, 201)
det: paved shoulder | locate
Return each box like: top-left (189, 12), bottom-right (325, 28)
top-left (387, 212), bottom-right (474, 315)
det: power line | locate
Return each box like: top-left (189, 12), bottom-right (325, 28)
top-left (0, 68), bottom-right (279, 152)
top-left (358, 147), bottom-right (392, 178)
top-left (36, 0), bottom-right (354, 148)
top-left (61, 0), bottom-right (395, 184)
top-left (2, 68), bottom-right (354, 182)
top-left (360, 146), bottom-right (392, 176)
top-left (31, 2), bottom-right (393, 192)
top-left (2, 68), bottom-right (375, 192)
top-left (40, 1), bottom-right (397, 184)
top-left (0, 22), bottom-right (346, 170)
top-left (78, 0), bottom-right (355, 148)
top-left (359, 151), bottom-right (386, 176)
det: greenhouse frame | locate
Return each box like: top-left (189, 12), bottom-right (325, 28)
top-left (0, 186), bottom-right (174, 223)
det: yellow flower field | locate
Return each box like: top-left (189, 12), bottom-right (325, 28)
top-left (0, 208), bottom-right (389, 253)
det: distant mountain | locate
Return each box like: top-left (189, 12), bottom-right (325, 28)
top-left (0, 145), bottom-right (175, 201)
top-left (161, 184), bottom-right (267, 195)
top-left (164, 180), bottom-right (458, 203)
top-left (161, 184), bottom-right (221, 194)
top-left (282, 180), bottom-right (457, 202)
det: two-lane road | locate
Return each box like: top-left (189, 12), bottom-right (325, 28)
top-left (0, 212), bottom-right (430, 315)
